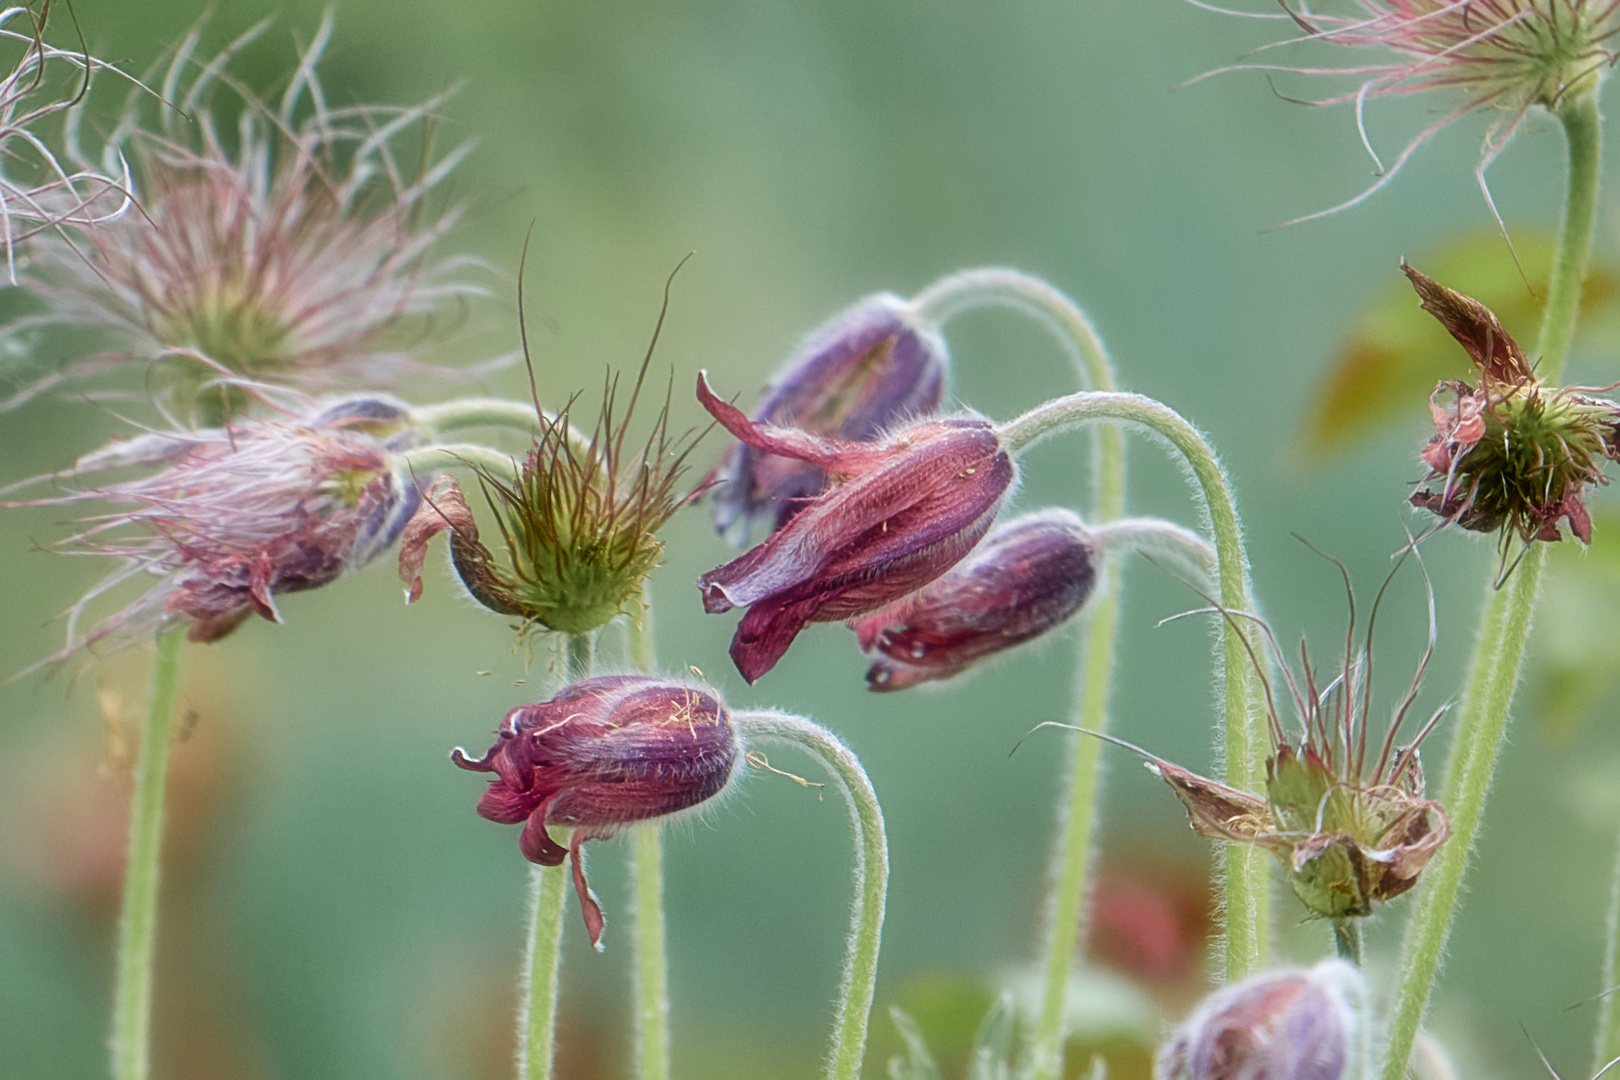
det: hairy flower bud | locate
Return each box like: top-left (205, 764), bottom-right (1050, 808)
top-left (710, 295), bottom-right (948, 542)
top-left (853, 508), bottom-right (1096, 691)
top-left (451, 676), bottom-right (740, 947)
top-left (1404, 264), bottom-right (1620, 548)
top-left (1156, 960), bottom-right (1365, 1080)
top-left (8, 408), bottom-right (422, 668)
top-left (695, 372), bottom-right (1015, 683)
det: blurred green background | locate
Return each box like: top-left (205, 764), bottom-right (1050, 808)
top-left (3, 2), bottom-right (1619, 1078)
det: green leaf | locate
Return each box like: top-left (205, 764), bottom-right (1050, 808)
top-left (965, 994), bottom-right (1014, 1080)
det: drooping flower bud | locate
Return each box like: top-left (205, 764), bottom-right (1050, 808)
top-left (7, 408), bottom-right (423, 668)
top-left (1156, 960), bottom-right (1365, 1080)
top-left (1404, 263), bottom-right (1620, 548)
top-left (853, 508), bottom-right (1096, 691)
top-left (710, 295), bottom-right (948, 542)
top-left (451, 676), bottom-right (741, 948)
top-left (695, 372), bottom-right (1015, 683)
top-left (398, 356), bottom-right (700, 636)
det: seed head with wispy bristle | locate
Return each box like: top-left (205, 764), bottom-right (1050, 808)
top-left (10, 15), bottom-right (482, 418)
top-left (1187, 1), bottom-right (1620, 223)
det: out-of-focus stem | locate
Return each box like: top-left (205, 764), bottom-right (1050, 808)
top-left (110, 627), bottom-right (185, 1080)
top-left (733, 711), bottom-right (888, 1080)
top-left (1334, 920), bottom-right (1363, 967)
top-left (565, 633), bottom-right (593, 683)
top-left (913, 270), bottom-right (1129, 1080)
top-left (410, 399), bottom-right (595, 457)
top-left (1594, 824), bottom-right (1620, 1076)
top-left (401, 442), bottom-right (520, 480)
top-left (1383, 90), bottom-right (1601, 1080)
top-left (999, 390), bottom-right (1269, 983)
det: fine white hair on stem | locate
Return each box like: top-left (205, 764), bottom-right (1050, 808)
top-left (732, 710), bottom-right (887, 1080)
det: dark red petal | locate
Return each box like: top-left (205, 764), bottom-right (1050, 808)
top-left (570, 834), bottom-right (606, 950)
top-left (696, 372), bottom-right (889, 473)
top-left (519, 801), bottom-right (568, 865)
top-left (397, 477), bottom-right (476, 604)
top-left (729, 595), bottom-right (821, 684)
top-left (1402, 263), bottom-right (1533, 384)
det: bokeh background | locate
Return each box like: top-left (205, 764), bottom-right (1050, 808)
top-left (2, 2), bottom-right (1618, 1078)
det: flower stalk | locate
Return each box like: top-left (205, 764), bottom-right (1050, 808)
top-left (517, 862), bottom-right (570, 1080)
top-left (1382, 90), bottom-right (1602, 1080)
top-left (1595, 825), bottom-right (1620, 1077)
top-left (626, 585), bottom-right (670, 1080)
top-left (998, 390), bottom-right (1270, 982)
top-left (911, 270), bottom-right (1128, 1080)
top-left (111, 627), bottom-right (185, 1080)
top-left (733, 711), bottom-right (888, 1080)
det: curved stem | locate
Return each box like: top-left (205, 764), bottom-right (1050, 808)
top-left (401, 443), bottom-right (521, 480)
top-left (1380, 547), bottom-right (1544, 1080)
top-left (999, 390), bottom-right (1269, 983)
top-left (110, 627), bottom-right (185, 1080)
top-left (410, 399), bottom-right (596, 457)
top-left (1088, 516), bottom-right (1217, 586)
top-left (908, 269), bottom-right (1129, 1079)
top-left (733, 711), bottom-right (888, 1080)
top-left (1382, 91), bottom-right (1601, 1080)
top-left (516, 863), bottom-right (570, 1080)
top-left (625, 587), bottom-right (670, 1080)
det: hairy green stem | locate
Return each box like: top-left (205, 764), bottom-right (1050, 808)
top-left (410, 399), bottom-right (595, 456)
top-left (512, 634), bottom-right (590, 1080)
top-left (1382, 90), bottom-right (1602, 1080)
top-left (999, 391), bottom-right (1269, 982)
top-left (516, 864), bottom-right (570, 1080)
top-left (401, 443), bottom-right (521, 480)
top-left (734, 711), bottom-right (888, 1080)
top-left (1333, 920), bottom-right (1363, 967)
top-left (913, 270), bottom-right (1128, 1080)
top-left (1380, 548), bottom-right (1544, 1080)
top-left (630, 826), bottom-right (670, 1080)
top-left (625, 588), bottom-right (670, 1080)
top-left (1595, 824), bottom-right (1620, 1076)
top-left (110, 628), bottom-right (185, 1080)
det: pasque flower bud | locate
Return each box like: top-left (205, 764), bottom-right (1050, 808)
top-left (853, 508), bottom-right (1096, 691)
top-left (451, 676), bottom-right (740, 948)
top-left (710, 295), bottom-right (948, 542)
top-left (1156, 960), bottom-right (1365, 1080)
top-left (695, 372), bottom-right (1015, 683)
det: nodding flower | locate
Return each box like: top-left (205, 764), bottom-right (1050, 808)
top-left (451, 676), bottom-right (741, 949)
top-left (709, 294), bottom-right (948, 544)
top-left (5, 404), bottom-right (423, 670)
top-left (1156, 959), bottom-right (1366, 1080)
top-left (1068, 553), bottom-right (1451, 922)
top-left (853, 508), bottom-right (1096, 692)
top-left (12, 16), bottom-right (480, 418)
top-left (695, 372), bottom-right (1015, 684)
top-left (1403, 263), bottom-right (1620, 551)
top-left (1187, 1), bottom-right (1620, 224)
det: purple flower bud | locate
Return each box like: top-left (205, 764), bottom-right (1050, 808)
top-left (7, 412), bottom-right (422, 667)
top-left (711, 295), bottom-right (948, 542)
top-left (452, 676), bottom-right (741, 947)
top-left (1156, 960), bottom-right (1364, 1080)
top-left (853, 509), bottom-right (1096, 691)
top-left (696, 373), bottom-right (1015, 684)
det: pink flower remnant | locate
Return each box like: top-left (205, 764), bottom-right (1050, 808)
top-left (451, 676), bottom-right (741, 948)
top-left (852, 508), bottom-right (1096, 692)
top-left (8, 404), bottom-right (421, 668)
top-left (1191, 1), bottom-right (1620, 221)
top-left (709, 294), bottom-right (948, 543)
top-left (695, 372), bottom-right (1015, 684)
top-left (11, 17), bottom-right (480, 412)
